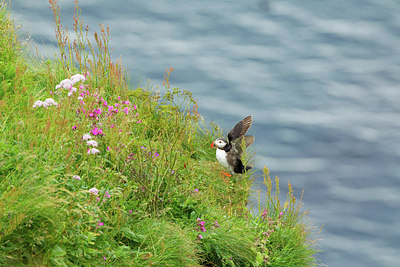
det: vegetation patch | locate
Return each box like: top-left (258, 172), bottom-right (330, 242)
top-left (0, 0), bottom-right (319, 265)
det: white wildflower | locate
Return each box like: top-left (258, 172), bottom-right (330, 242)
top-left (32, 100), bottom-right (43, 108)
top-left (89, 187), bottom-right (98, 195)
top-left (70, 74), bottom-right (86, 84)
top-left (44, 98), bottom-right (58, 106)
top-left (55, 78), bottom-right (73, 90)
top-left (42, 102), bottom-right (49, 108)
top-left (82, 134), bottom-right (92, 140)
top-left (33, 98), bottom-right (57, 109)
top-left (72, 175), bottom-right (81, 180)
top-left (87, 148), bottom-right (100, 155)
top-left (87, 140), bottom-right (98, 147)
top-left (67, 87), bottom-right (76, 97)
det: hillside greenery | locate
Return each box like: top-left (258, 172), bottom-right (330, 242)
top-left (0, 1), bottom-right (319, 266)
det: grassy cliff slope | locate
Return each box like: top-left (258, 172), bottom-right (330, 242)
top-left (0, 1), bottom-right (319, 266)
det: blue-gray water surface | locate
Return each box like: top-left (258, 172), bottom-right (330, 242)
top-left (10, 0), bottom-right (400, 266)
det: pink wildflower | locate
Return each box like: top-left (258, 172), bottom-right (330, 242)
top-left (91, 127), bottom-right (103, 136)
top-left (261, 208), bottom-right (268, 220)
top-left (197, 218), bottom-right (206, 232)
top-left (123, 107), bottom-right (129, 115)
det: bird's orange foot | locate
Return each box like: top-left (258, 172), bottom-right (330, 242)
top-left (219, 171), bottom-right (231, 183)
top-left (219, 171), bottom-right (232, 177)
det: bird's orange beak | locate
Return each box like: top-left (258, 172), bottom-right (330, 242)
top-left (210, 142), bottom-right (215, 148)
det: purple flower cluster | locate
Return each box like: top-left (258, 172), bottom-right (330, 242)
top-left (261, 208), bottom-right (268, 221)
top-left (87, 108), bottom-right (102, 120)
top-left (91, 127), bottom-right (104, 136)
top-left (197, 218), bottom-right (206, 232)
top-left (196, 218), bottom-right (221, 240)
top-left (72, 83), bottom-right (141, 159)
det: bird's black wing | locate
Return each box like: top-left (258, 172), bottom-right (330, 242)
top-left (244, 135), bottom-right (255, 147)
top-left (228, 116), bottom-right (252, 143)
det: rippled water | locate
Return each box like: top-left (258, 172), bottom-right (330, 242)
top-left (10, 0), bottom-right (400, 266)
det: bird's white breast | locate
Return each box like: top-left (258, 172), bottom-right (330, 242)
top-left (216, 148), bottom-right (232, 173)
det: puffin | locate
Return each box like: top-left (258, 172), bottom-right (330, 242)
top-left (210, 116), bottom-right (255, 176)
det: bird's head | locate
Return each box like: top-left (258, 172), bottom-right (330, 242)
top-left (210, 138), bottom-right (228, 149)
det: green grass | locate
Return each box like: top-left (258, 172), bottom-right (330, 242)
top-left (0, 0), bottom-right (320, 265)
